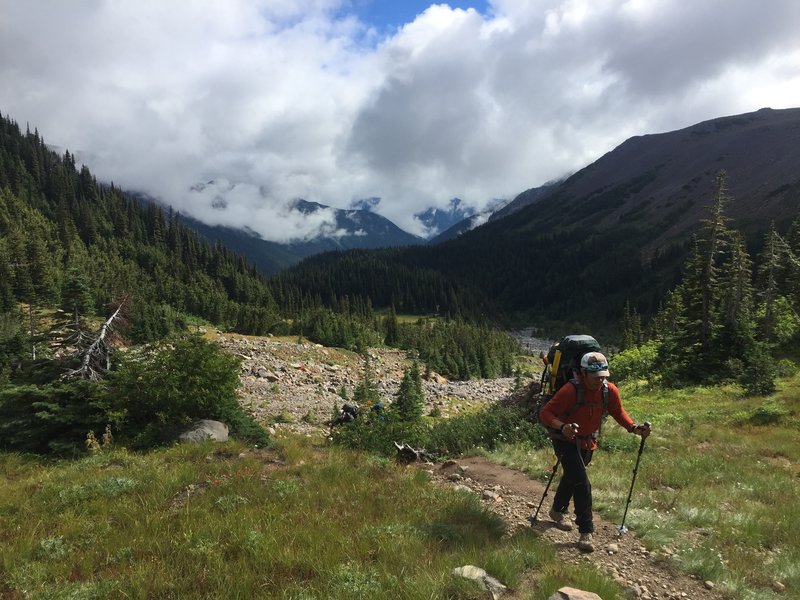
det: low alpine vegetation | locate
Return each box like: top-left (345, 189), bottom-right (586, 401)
top-left (0, 333), bottom-right (269, 454)
top-left (0, 438), bottom-right (628, 599)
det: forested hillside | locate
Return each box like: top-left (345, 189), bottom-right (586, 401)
top-left (0, 111), bottom-right (525, 456)
top-left (0, 112), bottom-right (283, 340)
top-left (283, 108), bottom-right (800, 331)
top-left (0, 111), bottom-right (517, 388)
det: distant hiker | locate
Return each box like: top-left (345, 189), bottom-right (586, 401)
top-left (539, 351), bottom-right (651, 552)
top-left (330, 403), bottom-right (359, 427)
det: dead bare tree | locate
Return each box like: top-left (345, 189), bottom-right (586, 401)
top-left (65, 300), bottom-right (127, 381)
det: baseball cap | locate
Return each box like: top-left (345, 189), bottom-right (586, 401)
top-left (580, 352), bottom-right (610, 377)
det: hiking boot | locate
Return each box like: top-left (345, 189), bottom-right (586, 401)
top-left (577, 533), bottom-right (594, 552)
top-left (548, 509), bottom-right (573, 531)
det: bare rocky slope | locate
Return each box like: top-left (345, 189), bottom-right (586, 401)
top-left (218, 333), bottom-right (516, 435)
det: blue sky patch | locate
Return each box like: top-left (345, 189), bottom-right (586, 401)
top-left (349, 0), bottom-right (489, 34)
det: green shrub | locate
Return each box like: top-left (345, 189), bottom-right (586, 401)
top-left (427, 404), bottom-right (547, 457)
top-left (331, 413), bottom-right (429, 456)
top-left (109, 334), bottom-right (268, 448)
top-left (609, 340), bottom-right (661, 385)
top-left (748, 399), bottom-right (790, 425)
top-left (776, 359), bottom-right (797, 378)
top-left (330, 401), bottom-right (547, 458)
top-left (0, 380), bottom-right (120, 455)
top-left (740, 342), bottom-right (777, 396)
top-left (0, 310), bottom-right (26, 383)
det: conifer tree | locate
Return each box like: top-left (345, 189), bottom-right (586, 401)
top-left (352, 352), bottom-right (380, 406)
top-left (716, 231), bottom-right (758, 379)
top-left (61, 266), bottom-right (94, 336)
top-left (755, 223), bottom-right (784, 342)
top-left (783, 214), bottom-right (800, 304)
top-left (697, 171), bottom-right (731, 346)
top-left (0, 245), bottom-right (14, 312)
top-left (384, 303), bottom-right (399, 345)
top-left (621, 299), bottom-right (642, 350)
top-left (393, 361), bottom-right (424, 421)
top-left (657, 173), bottom-right (734, 383)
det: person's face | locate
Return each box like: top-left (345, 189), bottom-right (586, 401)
top-left (583, 372), bottom-right (605, 390)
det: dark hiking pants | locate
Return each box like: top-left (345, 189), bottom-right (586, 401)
top-left (551, 438), bottom-right (594, 533)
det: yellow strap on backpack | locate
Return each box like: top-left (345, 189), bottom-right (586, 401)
top-left (549, 349), bottom-right (562, 394)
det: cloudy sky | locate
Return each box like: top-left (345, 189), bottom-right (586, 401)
top-left (2, 0), bottom-right (800, 241)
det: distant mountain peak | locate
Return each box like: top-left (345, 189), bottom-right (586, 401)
top-left (349, 197), bottom-right (381, 211)
top-left (414, 198), bottom-right (477, 238)
top-left (290, 198), bottom-right (327, 214)
top-left (181, 196), bottom-right (423, 275)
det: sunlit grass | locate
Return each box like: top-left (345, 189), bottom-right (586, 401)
top-left (0, 437), bottom-right (625, 599)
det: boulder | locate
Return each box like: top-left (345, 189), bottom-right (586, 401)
top-left (547, 587), bottom-right (603, 600)
top-left (452, 565), bottom-right (508, 600)
top-left (178, 420), bottom-right (229, 443)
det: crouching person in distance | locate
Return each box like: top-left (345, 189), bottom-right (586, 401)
top-left (539, 352), bottom-right (651, 552)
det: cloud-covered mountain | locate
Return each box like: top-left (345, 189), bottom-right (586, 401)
top-left (5, 2), bottom-right (800, 241)
top-left (182, 198), bottom-right (423, 276)
top-left (427, 212), bottom-right (491, 244)
top-left (284, 106), bottom-right (800, 327)
top-left (508, 106), bottom-right (800, 256)
top-left (487, 180), bottom-right (563, 222)
top-left (414, 198), bottom-right (476, 238)
top-left (431, 106), bottom-right (800, 319)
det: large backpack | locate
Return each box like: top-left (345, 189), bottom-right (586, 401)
top-left (534, 335), bottom-right (609, 436)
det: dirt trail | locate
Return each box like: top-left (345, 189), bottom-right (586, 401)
top-left (427, 455), bottom-right (724, 600)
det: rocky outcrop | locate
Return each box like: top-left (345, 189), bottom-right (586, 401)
top-left (452, 565), bottom-right (508, 599)
top-left (178, 420), bottom-right (229, 443)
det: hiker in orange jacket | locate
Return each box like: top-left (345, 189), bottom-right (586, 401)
top-left (539, 351), bottom-right (651, 552)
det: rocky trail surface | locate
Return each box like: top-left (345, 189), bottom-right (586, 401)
top-left (216, 333), bottom-right (722, 599)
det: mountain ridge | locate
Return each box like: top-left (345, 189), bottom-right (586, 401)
top-left (508, 106), bottom-right (800, 257)
top-left (178, 198), bottom-right (424, 276)
top-left (282, 106), bottom-right (800, 327)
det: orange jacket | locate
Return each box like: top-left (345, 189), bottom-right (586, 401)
top-left (540, 375), bottom-right (635, 450)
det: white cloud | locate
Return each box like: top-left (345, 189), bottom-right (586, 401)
top-left (1, 0), bottom-right (799, 240)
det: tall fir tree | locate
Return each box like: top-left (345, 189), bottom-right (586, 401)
top-left (393, 361), bottom-right (424, 421)
top-left (755, 223), bottom-right (786, 342)
top-left (384, 303), bottom-right (399, 346)
top-left (657, 173), bottom-right (734, 383)
top-left (620, 299), bottom-right (642, 350)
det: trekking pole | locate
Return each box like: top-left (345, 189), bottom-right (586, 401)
top-left (574, 426), bottom-right (586, 469)
top-left (529, 454), bottom-right (562, 524)
top-left (618, 422), bottom-right (651, 535)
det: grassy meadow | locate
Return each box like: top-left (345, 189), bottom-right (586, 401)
top-left (2, 372), bottom-right (799, 599)
top-left (0, 436), bottom-right (627, 600)
top-left (489, 375), bottom-right (800, 600)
